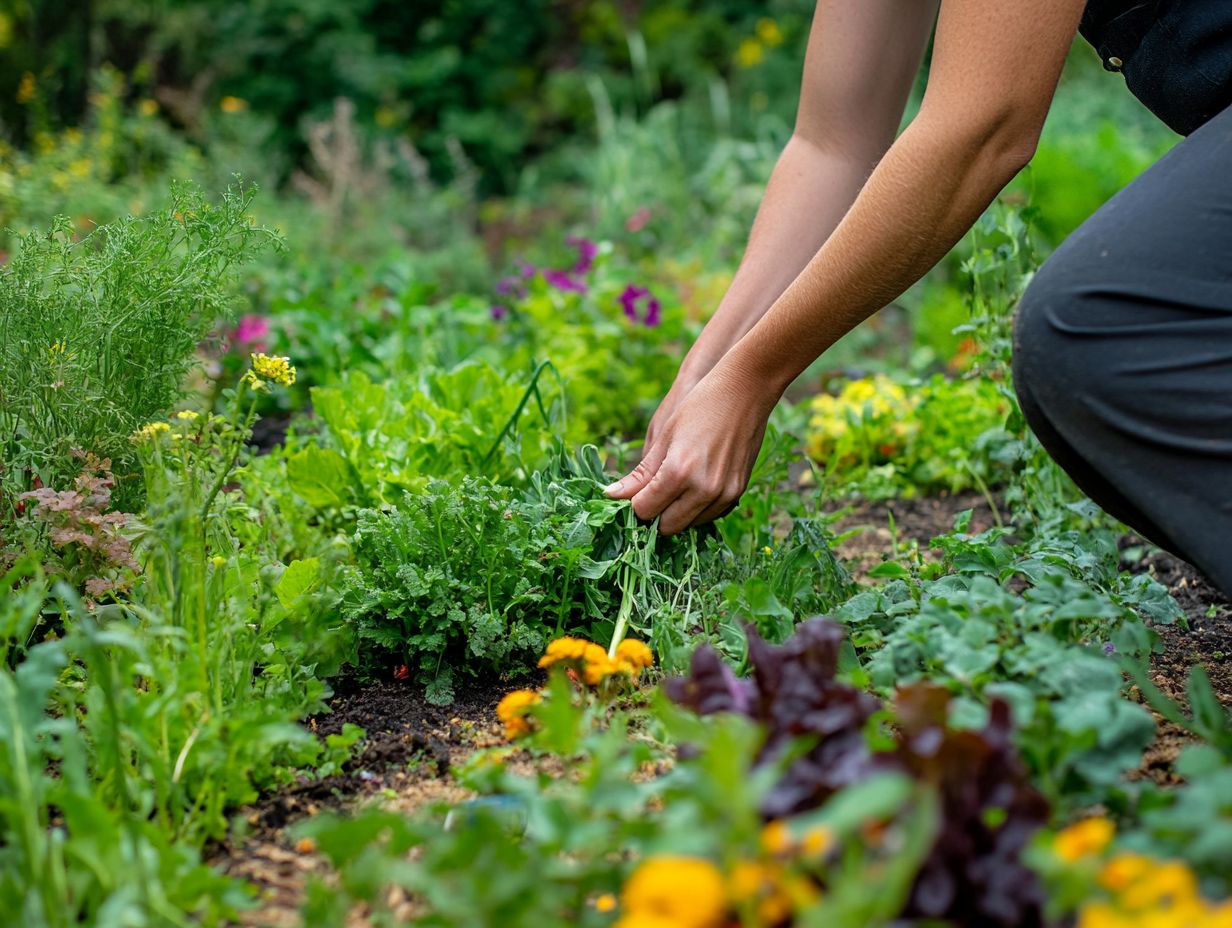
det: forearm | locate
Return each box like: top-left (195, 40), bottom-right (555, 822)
top-left (725, 116), bottom-right (1034, 398)
top-left (676, 134), bottom-right (883, 385)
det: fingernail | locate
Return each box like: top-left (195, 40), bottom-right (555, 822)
top-left (604, 480), bottom-right (624, 495)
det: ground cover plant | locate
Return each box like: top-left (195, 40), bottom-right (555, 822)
top-left (0, 12), bottom-right (1228, 928)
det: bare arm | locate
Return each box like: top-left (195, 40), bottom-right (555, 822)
top-left (645, 0), bottom-right (937, 446)
top-left (674, 0), bottom-right (939, 387)
top-left (612, 0), bottom-right (1087, 533)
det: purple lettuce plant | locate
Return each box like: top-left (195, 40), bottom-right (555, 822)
top-left (666, 618), bottom-right (1050, 927)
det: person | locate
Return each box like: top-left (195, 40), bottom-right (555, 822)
top-left (603, 0), bottom-right (1232, 597)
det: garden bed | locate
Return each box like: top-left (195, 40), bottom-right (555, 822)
top-left (212, 493), bottom-right (1231, 926)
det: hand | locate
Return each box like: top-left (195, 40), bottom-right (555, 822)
top-left (605, 362), bottom-right (776, 534)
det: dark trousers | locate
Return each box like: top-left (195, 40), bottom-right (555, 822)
top-left (1012, 102), bottom-right (1232, 597)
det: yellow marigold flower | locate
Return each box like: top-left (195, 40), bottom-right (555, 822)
top-left (1054, 818), bottom-right (1115, 863)
top-left (761, 820), bottom-right (792, 856)
top-left (130, 421), bottom-right (171, 444)
top-left (594, 893), bottom-right (618, 913)
top-left (1118, 860), bottom-right (1199, 912)
top-left (615, 638), bottom-right (654, 671)
top-left (735, 37), bottom-right (765, 69)
top-left (755, 18), bottom-right (784, 46)
top-left (621, 856), bottom-right (726, 928)
top-left (1098, 853), bottom-right (1155, 893)
top-left (220, 95), bottom-right (248, 113)
top-left (496, 689), bottom-right (541, 740)
top-left (250, 353), bottom-right (297, 387)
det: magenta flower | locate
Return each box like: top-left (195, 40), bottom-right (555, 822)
top-left (619, 284), bottom-right (648, 321)
top-left (231, 314), bottom-right (271, 351)
top-left (618, 284), bottom-right (661, 326)
top-left (544, 268), bottom-right (588, 294)
top-left (490, 304), bottom-right (509, 321)
top-left (566, 235), bottom-right (597, 274)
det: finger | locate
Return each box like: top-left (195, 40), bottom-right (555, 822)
top-left (693, 494), bottom-right (740, 528)
top-left (604, 440), bottom-right (667, 499)
top-left (630, 456), bottom-right (691, 523)
top-left (657, 489), bottom-right (714, 536)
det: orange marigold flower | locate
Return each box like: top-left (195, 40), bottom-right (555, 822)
top-left (616, 638), bottom-right (654, 670)
top-left (538, 636), bottom-right (589, 668)
top-left (496, 689), bottom-right (541, 740)
top-left (1054, 818), bottom-right (1115, 863)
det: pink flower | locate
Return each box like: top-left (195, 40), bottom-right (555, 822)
top-left (231, 314), bottom-right (271, 351)
top-left (625, 207), bottom-right (652, 233)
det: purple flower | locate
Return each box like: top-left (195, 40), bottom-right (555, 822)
top-left (490, 304), bottom-right (509, 321)
top-left (495, 275), bottom-right (526, 299)
top-left (566, 235), bottom-right (597, 275)
top-left (1102, 641), bottom-right (1116, 656)
top-left (619, 284), bottom-right (648, 321)
top-left (644, 297), bottom-right (662, 328)
top-left (517, 260), bottom-right (536, 278)
top-left (543, 269), bottom-right (587, 294)
top-left (618, 284), bottom-right (662, 327)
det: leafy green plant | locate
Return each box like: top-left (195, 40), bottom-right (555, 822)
top-left (0, 181), bottom-right (276, 511)
top-left (833, 517), bottom-right (1183, 804)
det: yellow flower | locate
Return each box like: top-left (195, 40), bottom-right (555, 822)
top-left (16, 71), bottom-right (35, 105)
top-left (539, 636), bottom-right (588, 667)
top-left (174, 410), bottom-right (200, 421)
top-left (583, 642), bottom-right (617, 685)
top-left (728, 860), bottom-right (818, 926)
top-left (247, 353), bottom-right (297, 388)
top-left (755, 18), bottom-right (784, 47)
top-left (220, 95), bottom-right (248, 113)
top-left (800, 825), bottom-right (834, 858)
top-left (1118, 860), bottom-right (1198, 912)
top-left (615, 638), bottom-right (654, 671)
top-left (621, 856), bottom-right (726, 928)
top-left (211, 555), bottom-right (226, 567)
top-left (130, 421), bottom-right (171, 444)
top-left (761, 820), bottom-right (792, 856)
top-left (594, 893), bottom-right (618, 913)
top-left (1054, 818), bottom-right (1115, 863)
top-left (496, 689), bottom-right (541, 740)
top-left (735, 37), bottom-right (765, 69)
top-left (1098, 853), bottom-right (1155, 893)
